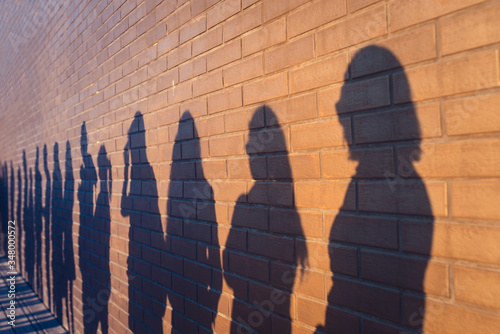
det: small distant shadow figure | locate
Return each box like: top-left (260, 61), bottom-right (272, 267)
top-left (317, 46), bottom-right (434, 333)
top-left (121, 112), bottom-right (164, 333)
top-left (166, 111), bottom-right (222, 333)
top-left (224, 107), bottom-right (308, 333)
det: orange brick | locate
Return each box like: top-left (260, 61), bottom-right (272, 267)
top-left (227, 156), bottom-right (266, 180)
top-left (317, 4), bottom-right (386, 56)
top-left (158, 29), bottom-right (179, 55)
top-left (450, 182), bottom-right (500, 220)
top-left (288, 0), bottom-right (346, 37)
top-left (207, 38), bottom-right (241, 70)
top-left (225, 106), bottom-right (265, 133)
top-left (295, 181), bottom-right (355, 210)
top-left (266, 93), bottom-right (317, 125)
top-left (167, 42), bottom-right (191, 68)
top-left (242, 17), bottom-right (287, 57)
top-left (455, 266), bottom-right (500, 310)
top-left (179, 55), bottom-right (207, 82)
top-left (197, 159), bottom-right (227, 179)
top-left (349, 0), bottom-right (380, 13)
top-left (389, 0), bottom-right (484, 32)
top-left (193, 70), bottom-right (223, 97)
top-left (398, 139), bottom-right (500, 178)
top-left (192, 26), bottom-right (223, 56)
top-left (196, 114), bottom-right (225, 137)
top-left (402, 221), bottom-right (500, 265)
top-left (289, 52), bottom-right (349, 94)
top-left (191, 0), bottom-right (220, 17)
top-left (262, 0), bottom-right (309, 22)
top-left (244, 126), bottom-right (290, 154)
top-left (180, 15), bottom-right (207, 44)
top-left (167, 81), bottom-right (192, 104)
top-left (297, 297), bottom-right (359, 331)
top-left (157, 68), bottom-right (179, 91)
top-left (319, 76), bottom-right (390, 116)
top-left (269, 152), bottom-right (320, 179)
top-left (223, 54), bottom-right (263, 87)
top-left (207, 0), bottom-right (241, 28)
top-left (354, 103), bottom-right (442, 144)
top-left (213, 181), bottom-right (247, 202)
top-left (181, 98), bottom-right (207, 118)
top-left (359, 181), bottom-right (447, 217)
top-left (350, 25), bottom-right (436, 78)
top-left (395, 51), bottom-right (500, 103)
top-left (264, 34), bottom-right (314, 74)
top-left (209, 134), bottom-right (245, 157)
top-left (223, 3), bottom-right (261, 42)
top-left (208, 87), bottom-right (242, 114)
top-left (242, 72), bottom-right (288, 105)
top-left (322, 147), bottom-right (394, 179)
top-left (445, 92), bottom-right (500, 136)
top-left (291, 119), bottom-right (351, 151)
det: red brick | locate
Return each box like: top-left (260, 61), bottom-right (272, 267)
top-left (192, 26), bottom-right (223, 56)
top-left (297, 297), bottom-right (359, 332)
top-left (207, 38), bottom-right (241, 71)
top-left (179, 55), bottom-right (207, 82)
top-left (207, 87), bottom-right (242, 114)
top-left (166, 3), bottom-right (191, 31)
top-left (191, 0), bottom-right (220, 17)
top-left (354, 103), bottom-right (442, 144)
top-left (158, 30), bottom-right (179, 55)
top-left (223, 3), bottom-right (261, 42)
top-left (288, 0), bottom-right (346, 37)
top-left (248, 182), bottom-right (293, 206)
top-left (291, 119), bottom-right (351, 151)
top-left (180, 98), bottom-right (207, 118)
top-left (270, 208), bottom-right (323, 238)
top-left (317, 4), bottom-right (386, 55)
top-left (248, 231), bottom-right (295, 262)
top-left (179, 15), bottom-right (206, 44)
top-left (213, 181), bottom-right (246, 202)
top-left (445, 93), bottom-right (500, 136)
top-left (450, 182), bottom-right (500, 220)
top-left (242, 17), bottom-right (287, 57)
top-left (193, 70), bottom-right (223, 97)
top-left (242, 72), bottom-right (288, 105)
top-left (223, 54), bottom-right (263, 87)
top-left (359, 181), bottom-right (447, 217)
top-left (228, 203), bottom-right (269, 230)
top-left (227, 251), bottom-right (269, 283)
top-left (225, 106), bottom-right (265, 133)
top-left (167, 81), bottom-right (192, 104)
top-left (262, 0), bottom-right (309, 23)
top-left (350, 25), bottom-right (437, 78)
top-left (269, 153), bottom-right (320, 179)
top-left (295, 181), bottom-right (355, 210)
top-left (389, 0), bottom-right (485, 31)
top-left (394, 51), bottom-right (499, 103)
top-left (319, 76), bottom-right (390, 116)
top-left (455, 266), bottom-right (500, 310)
top-left (398, 139), bottom-right (500, 178)
top-left (322, 147), bottom-right (394, 179)
top-left (227, 157), bottom-right (266, 180)
top-left (207, 0), bottom-right (241, 28)
top-left (289, 52), bottom-right (349, 94)
top-left (264, 34), bottom-right (314, 74)
top-left (349, 0), bottom-right (380, 13)
top-left (196, 114), bottom-right (225, 137)
top-left (267, 93), bottom-right (317, 125)
top-left (209, 134), bottom-right (245, 157)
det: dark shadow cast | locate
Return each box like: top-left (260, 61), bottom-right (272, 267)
top-left (35, 147), bottom-right (43, 300)
top-left (121, 111), bottom-right (164, 333)
top-left (17, 165), bottom-right (22, 275)
top-left (0, 162), bottom-right (8, 256)
top-left (78, 127), bottom-right (111, 333)
top-left (165, 110), bottom-right (222, 333)
top-left (63, 140), bottom-right (75, 332)
top-left (24, 151), bottom-right (35, 288)
top-left (51, 142), bottom-right (64, 320)
top-left (224, 106), bottom-right (308, 333)
top-left (317, 46), bottom-right (434, 334)
top-left (43, 144), bottom-right (52, 310)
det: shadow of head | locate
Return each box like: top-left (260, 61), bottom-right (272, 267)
top-left (337, 45), bottom-right (421, 163)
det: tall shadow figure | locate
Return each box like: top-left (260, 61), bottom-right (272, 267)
top-left (224, 107), bottom-right (308, 333)
top-left (43, 144), bottom-right (52, 309)
top-left (63, 141), bottom-right (76, 332)
top-left (10, 162), bottom-right (15, 248)
top-left (51, 143), bottom-right (64, 320)
top-left (318, 46), bottom-right (433, 333)
top-left (1, 162), bottom-right (8, 255)
top-left (24, 152), bottom-right (35, 287)
top-left (121, 112), bottom-right (164, 333)
top-left (17, 166), bottom-right (22, 275)
top-left (35, 147), bottom-right (44, 299)
top-left (166, 111), bottom-right (222, 332)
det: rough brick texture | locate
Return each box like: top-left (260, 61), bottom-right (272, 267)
top-left (1, 1), bottom-right (500, 333)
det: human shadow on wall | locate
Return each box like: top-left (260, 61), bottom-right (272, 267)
top-left (43, 144), bottom-right (52, 309)
top-left (316, 46), bottom-right (434, 333)
top-left (79, 125), bottom-right (111, 333)
top-left (51, 142), bottom-right (64, 320)
top-left (224, 107), bottom-right (308, 333)
top-left (0, 162), bottom-right (8, 255)
top-left (17, 166), bottom-right (22, 274)
top-left (35, 147), bottom-right (44, 300)
top-left (23, 151), bottom-right (35, 287)
top-left (63, 140), bottom-right (75, 332)
top-left (166, 111), bottom-right (222, 333)
top-left (121, 111), bottom-right (165, 333)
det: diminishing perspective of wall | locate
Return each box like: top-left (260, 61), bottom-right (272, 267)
top-left (1, 0), bottom-right (500, 333)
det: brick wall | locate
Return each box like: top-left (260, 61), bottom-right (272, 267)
top-left (1, 0), bottom-right (500, 333)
